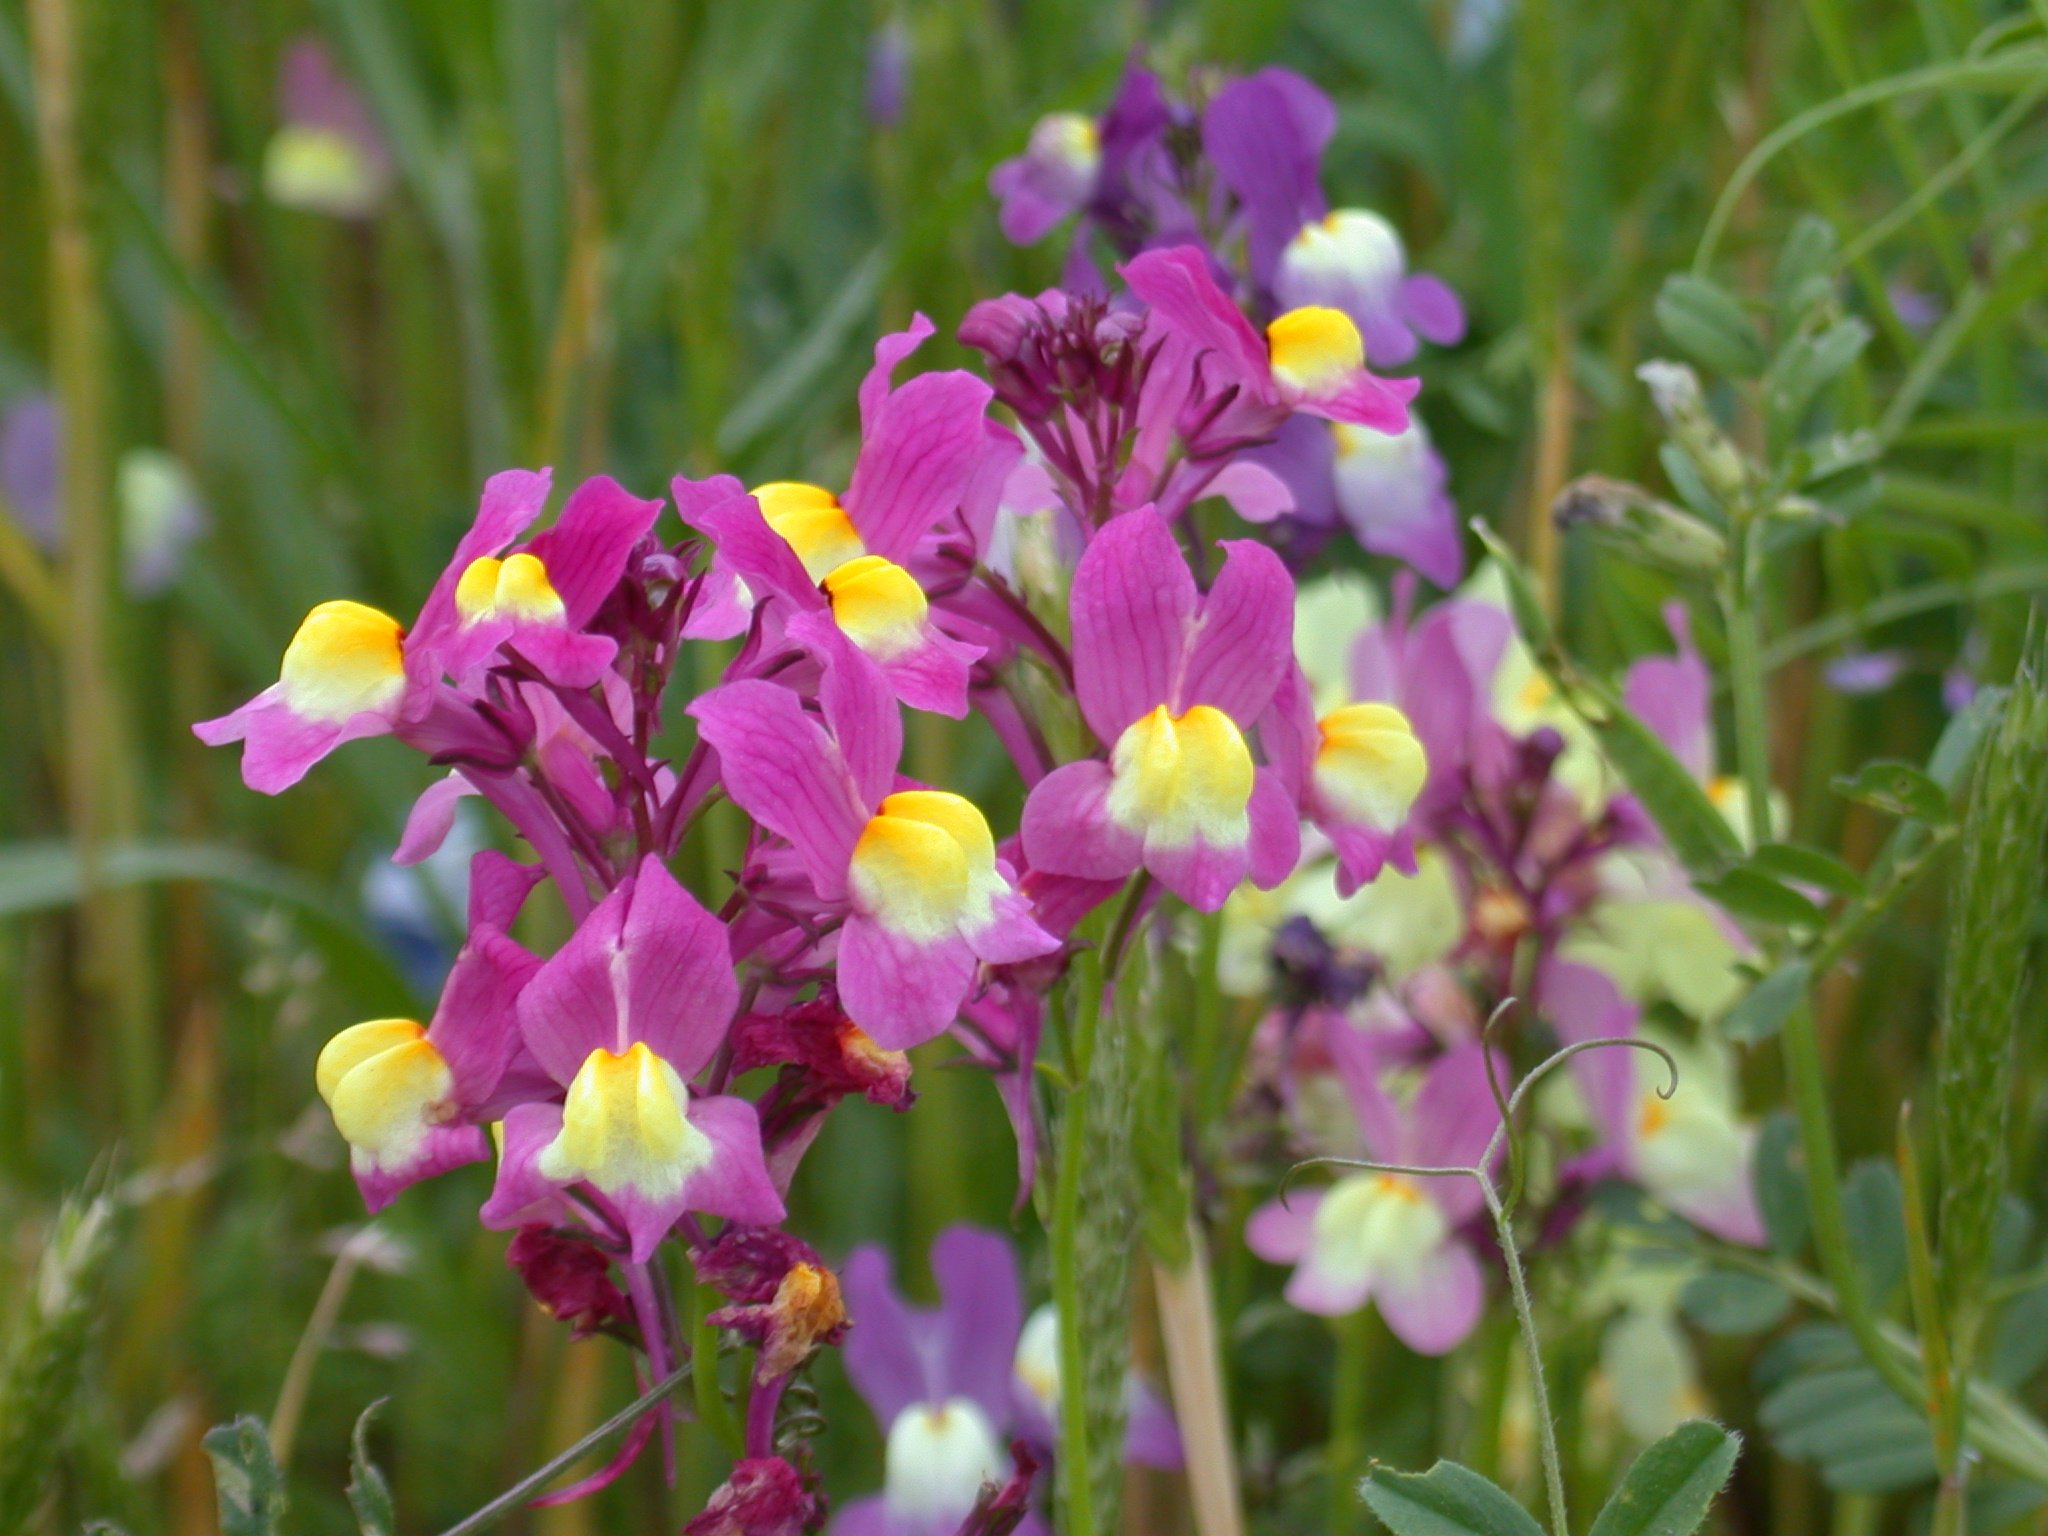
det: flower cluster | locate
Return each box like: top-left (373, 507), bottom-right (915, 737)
top-left (198, 57), bottom-right (1468, 1529)
top-left (1226, 572), bottom-right (1766, 1372)
top-left (987, 61), bottom-right (1467, 581)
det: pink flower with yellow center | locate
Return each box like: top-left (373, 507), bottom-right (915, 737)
top-left (1122, 245), bottom-right (1420, 434)
top-left (674, 317), bottom-right (1005, 718)
top-left (1020, 507), bottom-right (1301, 912)
top-left (480, 856), bottom-right (784, 1262)
top-left (194, 469), bottom-right (659, 791)
top-left (689, 622), bottom-right (1056, 1049)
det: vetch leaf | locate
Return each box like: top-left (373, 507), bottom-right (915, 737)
top-left (1693, 869), bottom-right (1824, 930)
top-left (1656, 275), bottom-right (1769, 379)
top-left (1681, 1269), bottom-right (1792, 1335)
top-left (1750, 843), bottom-right (1864, 897)
top-left (1722, 958), bottom-right (1812, 1043)
top-left (1832, 760), bottom-right (1953, 823)
top-left (1359, 1460), bottom-right (1548, 1536)
top-left (203, 1418), bottom-right (287, 1536)
top-left (348, 1400), bottom-right (396, 1536)
top-left (1586, 1420), bottom-right (1741, 1536)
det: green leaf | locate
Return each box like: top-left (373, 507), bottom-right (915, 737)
top-left (1766, 318), bottom-right (1872, 429)
top-left (204, 1418), bottom-right (287, 1536)
top-left (348, 1400), bottom-right (396, 1536)
top-left (1360, 1460), bottom-right (1548, 1536)
top-left (0, 839), bottom-right (419, 1012)
top-left (1681, 1269), bottom-right (1792, 1335)
top-left (1750, 843), bottom-right (1864, 897)
top-left (1586, 1420), bottom-right (1741, 1536)
top-left (1656, 275), bottom-right (1769, 379)
top-left (1770, 215), bottom-right (1839, 323)
top-left (1586, 700), bottom-right (1745, 877)
top-left (1832, 760), bottom-right (1954, 823)
top-left (1754, 1112), bottom-right (1811, 1257)
top-left (1693, 869), bottom-right (1824, 930)
top-left (1722, 959), bottom-right (1812, 1043)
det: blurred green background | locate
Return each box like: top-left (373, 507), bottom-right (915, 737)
top-left (1, 0), bottom-right (2044, 1530)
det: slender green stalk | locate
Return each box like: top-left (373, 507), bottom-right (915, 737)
top-left (433, 1361), bottom-right (694, 1536)
top-left (1899, 1109), bottom-right (1966, 1536)
top-left (1721, 566), bottom-right (1775, 849)
top-left (1051, 945), bottom-right (1105, 1536)
top-left (1327, 1309), bottom-right (1375, 1535)
top-left (1484, 1176), bottom-right (1568, 1536)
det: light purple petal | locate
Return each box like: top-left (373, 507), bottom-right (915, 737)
top-left (837, 915), bottom-right (978, 1050)
top-left (1623, 604), bottom-right (1713, 779)
top-left (479, 1102), bottom-right (569, 1231)
top-left (1202, 68), bottom-right (1333, 287)
top-left (876, 626), bottom-right (981, 720)
top-left (931, 1226), bottom-right (1024, 1416)
top-left (1282, 1253), bottom-right (1372, 1317)
top-left (1535, 956), bottom-right (1639, 1150)
top-left (192, 688), bottom-right (395, 795)
top-left (1020, 761), bottom-right (1142, 883)
top-left (1070, 507), bottom-right (1196, 743)
top-left (689, 680), bottom-right (869, 901)
top-left (1124, 1375), bottom-right (1184, 1468)
top-left (353, 1124), bottom-right (490, 1213)
top-left (1175, 538), bottom-right (1294, 721)
top-left (966, 881), bottom-right (1061, 967)
top-left (1400, 273), bottom-right (1467, 347)
top-left (841, 1245), bottom-right (931, 1423)
top-left (1375, 1239), bottom-right (1484, 1354)
top-left (1203, 458), bottom-right (1295, 524)
top-left (1245, 1193), bottom-right (1320, 1264)
top-left (1299, 372), bottom-right (1419, 435)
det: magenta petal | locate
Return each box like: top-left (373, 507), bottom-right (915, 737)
top-left (930, 1226), bottom-right (1024, 1414)
top-left (680, 1094), bottom-right (786, 1226)
top-left (1144, 835), bottom-right (1250, 914)
top-left (859, 313), bottom-right (937, 431)
top-left (527, 1407), bottom-right (657, 1508)
top-left (480, 1103), bottom-right (569, 1230)
top-left (353, 1124), bottom-right (490, 1213)
top-left (794, 613), bottom-right (905, 807)
top-left (517, 859), bottom-right (738, 1084)
top-left (468, 849), bottom-right (547, 932)
top-left (1405, 1045), bottom-right (1504, 1223)
top-left (524, 475), bottom-right (663, 627)
top-left (1245, 768), bottom-right (1302, 890)
top-left (413, 468), bottom-right (554, 649)
top-left (1400, 272), bottom-right (1467, 347)
top-left (1020, 761), bottom-right (1142, 883)
top-left (1070, 507), bottom-right (1196, 743)
top-left (431, 927), bottom-right (542, 1105)
top-left (194, 689), bottom-right (395, 795)
top-left (876, 625), bottom-right (981, 719)
top-left (966, 881), bottom-right (1061, 967)
top-left (1121, 246), bottom-right (1271, 396)
top-left (1178, 539), bottom-right (1294, 722)
top-left (394, 771), bottom-right (478, 865)
top-left (506, 624), bottom-right (620, 690)
top-left (1302, 371), bottom-right (1420, 434)
top-left (688, 681), bottom-right (869, 902)
top-left (1327, 823), bottom-right (1412, 897)
top-left (837, 915), bottom-right (977, 1050)
top-left (670, 474), bottom-right (820, 612)
top-left (1203, 458), bottom-right (1295, 523)
top-left (844, 370), bottom-right (996, 564)
top-left (1376, 1240), bottom-right (1484, 1354)
top-left (1245, 1193), bottom-right (1320, 1264)
top-left (1534, 956), bottom-right (1640, 1150)
top-left (829, 1495), bottom-right (893, 1536)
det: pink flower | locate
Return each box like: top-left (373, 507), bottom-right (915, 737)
top-left (1122, 245), bottom-right (1420, 435)
top-left (675, 318), bottom-right (1003, 718)
top-left (1246, 1040), bottom-right (1501, 1354)
top-left (690, 624), bottom-right (1056, 1049)
top-left (1020, 507), bottom-right (1301, 911)
top-left (480, 856), bottom-right (783, 1261)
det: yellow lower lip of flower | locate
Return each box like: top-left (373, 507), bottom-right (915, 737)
top-left (754, 481), bottom-right (866, 582)
top-left (316, 1018), bottom-right (451, 1163)
top-left (1314, 702), bottom-right (1427, 829)
top-left (455, 551), bottom-right (566, 625)
top-left (1267, 306), bottom-right (1366, 394)
top-left (540, 1043), bottom-right (710, 1199)
top-left (280, 599), bottom-right (407, 723)
top-left (1314, 1170), bottom-right (1449, 1286)
top-left (822, 555), bottom-right (929, 660)
top-left (1106, 704), bottom-right (1255, 849)
top-left (849, 805), bottom-right (975, 941)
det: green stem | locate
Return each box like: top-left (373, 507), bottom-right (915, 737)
top-left (1485, 1180), bottom-right (1569, 1536)
top-left (1327, 1310), bottom-right (1374, 1534)
top-left (1052, 945), bottom-right (1105, 1536)
top-left (688, 1278), bottom-right (742, 1455)
top-left (1722, 570), bottom-right (1775, 849)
